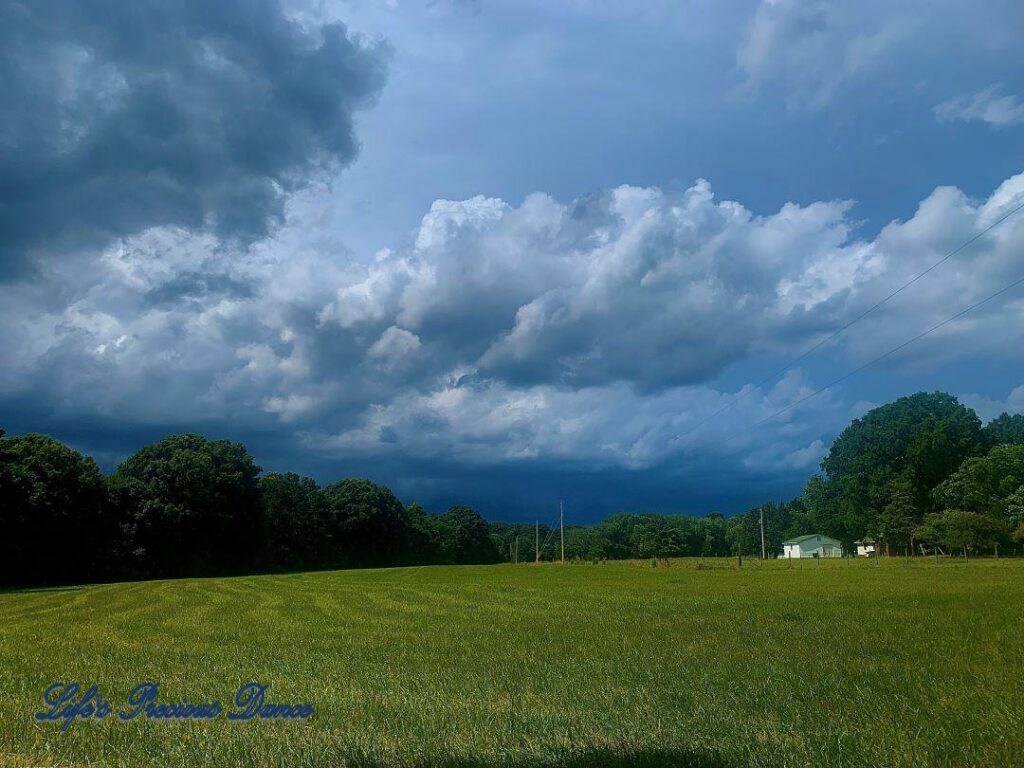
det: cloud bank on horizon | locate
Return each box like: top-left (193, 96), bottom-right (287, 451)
top-left (1, 0), bottom-right (1023, 518)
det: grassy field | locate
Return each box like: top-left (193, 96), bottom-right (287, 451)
top-left (1, 558), bottom-right (1021, 767)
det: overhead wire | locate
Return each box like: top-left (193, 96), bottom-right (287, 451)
top-left (673, 198), bottom-right (1024, 442)
top-left (719, 272), bottom-right (1024, 445)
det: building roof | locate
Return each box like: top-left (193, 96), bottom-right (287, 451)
top-left (782, 534), bottom-right (841, 546)
top-left (853, 539), bottom-right (876, 545)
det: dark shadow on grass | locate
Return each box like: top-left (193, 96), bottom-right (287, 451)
top-left (344, 746), bottom-right (734, 768)
top-left (0, 584), bottom-right (90, 595)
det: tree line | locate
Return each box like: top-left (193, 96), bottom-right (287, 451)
top-left (0, 432), bottom-right (499, 587)
top-left (3, 391), bottom-right (1023, 586)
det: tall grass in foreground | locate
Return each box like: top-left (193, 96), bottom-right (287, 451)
top-left (0, 558), bottom-right (1021, 767)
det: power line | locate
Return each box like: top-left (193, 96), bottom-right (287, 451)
top-left (674, 197), bottom-right (1024, 443)
top-left (536, 513), bottom-right (561, 559)
top-left (721, 271), bottom-right (1024, 445)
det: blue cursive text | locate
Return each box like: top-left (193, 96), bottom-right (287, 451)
top-left (36, 681), bottom-right (312, 728)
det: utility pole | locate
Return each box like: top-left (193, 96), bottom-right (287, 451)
top-left (560, 500), bottom-right (565, 564)
top-left (514, 536), bottom-right (519, 564)
top-left (535, 520), bottom-right (539, 563)
top-left (759, 506), bottom-right (766, 561)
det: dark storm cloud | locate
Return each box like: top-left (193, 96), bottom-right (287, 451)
top-left (304, 453), bottom-right (808, 522)
top-left (0, 0), bottom-right (389, 279)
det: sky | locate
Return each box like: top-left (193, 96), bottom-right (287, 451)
top-left (2, 0), bottom-right (1024, 522)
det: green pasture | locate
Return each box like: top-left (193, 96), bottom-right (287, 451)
top-left (1, 558), bottom-right (1021, 767)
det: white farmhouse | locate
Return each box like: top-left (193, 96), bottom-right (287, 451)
top-left (854, 539), bottom-right (876, 557)
top-left (779, 534), bottom-right (843, 559)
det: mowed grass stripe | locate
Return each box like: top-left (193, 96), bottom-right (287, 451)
top-left (0, 559), bottom-right (1021, 767)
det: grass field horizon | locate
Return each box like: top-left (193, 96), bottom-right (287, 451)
top-left (2, 558), bottom-right (1022, 767)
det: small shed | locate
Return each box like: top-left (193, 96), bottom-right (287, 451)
top-left (854, 538), bottom-right (876, 557)
top-left (779, 534), bottom-right (842, 559)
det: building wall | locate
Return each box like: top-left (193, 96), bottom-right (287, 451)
top-left (816, 545), bottom-right (842, 558)
top-left (779, 538), bottom-right (843, 558)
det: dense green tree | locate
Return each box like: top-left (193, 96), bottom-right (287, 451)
top-left (113, 433), bottom-right (262, 578)
top-left (1007, 486), bottom-right (1024, 535)
top-left (726, 514), bottom-right (756, 557)
top-left (593, 515), bottom-right (639, 559)
top-left (915, 510), bottom-right (1003, 559)
top-left (403, 503), bottom-right (457, 565)
top-left (780, 496), bottom-right (813, 542)
top-left (322, 478), bottom-right (409, 567)
top-left (1006, 486), bottom-right (1024, 554)
top-left (258, 473), bottom-right (330, 571)
top-left (1013, 521), bottom-right (1024, 548)
top-left (932, 445), bottom-right (1024, 523)
top-left (698, 513), bottom-right (729, 557)
top-left (982, 413), bottom-right (1024, 448)
top-left (564, 525), bottom-right (613, 561)
top-left (914, 513), bottom-right (944, 554)
top-left (0, 432), bottom-right (109, 586)
top-left (879, 474), bottom-right (918, 554)
top-left (583, 514), bottom-right (703, 560)
top-left (807, 392), bottom-right (985, 545)
top-left (803, 473), bottom-right (867, 545)
top-left (438, 505), bottom-right (500, 564)
top-left (491, 521), bottom-right (551, 562)
top-left (520, 511), bottom-right (780, 562)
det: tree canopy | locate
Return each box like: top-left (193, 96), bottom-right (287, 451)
top-left (932, 445), bottom-right (1024, 521)
top-left (982, 413), bottom-right (1024, 448)
top-left (0, 433), bottom-right (108, 586)
top-left (805, 392), bottom-right (986, 547)
top-left (112, 433), bottom-right (263, 578)
top-left (259, 472), bottom-right (331, 571)
top-left (323, 478), bottom-right (413, 567)
top-left (915, 510), bottom-right (1003, 558)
